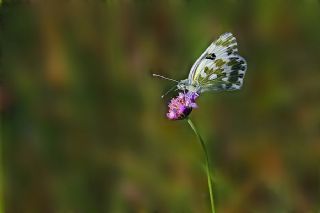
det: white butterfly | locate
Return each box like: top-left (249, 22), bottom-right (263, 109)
top-left (154, 32), bottom-right (247, 97)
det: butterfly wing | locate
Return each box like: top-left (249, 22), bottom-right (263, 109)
top-left (188, 32), bottom-right (247, 93)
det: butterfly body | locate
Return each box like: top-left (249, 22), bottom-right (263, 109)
top-left (178, 32), bottom-right (247, 94)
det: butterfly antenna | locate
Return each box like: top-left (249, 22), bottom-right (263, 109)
top-left (161, 84), bottom-right (178, 98)
top-left (152, 74), bottom-right (179, 83)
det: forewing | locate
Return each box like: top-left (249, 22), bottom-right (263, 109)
top-left (189, 32), bottom-right (247, 92)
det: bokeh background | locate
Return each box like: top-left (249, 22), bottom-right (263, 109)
top-left (1, 0), bottom-right (320, 212)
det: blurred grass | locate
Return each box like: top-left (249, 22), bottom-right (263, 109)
top-left (1, 0), bottom-right (320, 212)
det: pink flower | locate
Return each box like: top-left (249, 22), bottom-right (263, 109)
top-left (167, 91), bottom-right (199, 120)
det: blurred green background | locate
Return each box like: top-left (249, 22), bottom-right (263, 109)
top-left (1, 0), bottom-right (320, 212)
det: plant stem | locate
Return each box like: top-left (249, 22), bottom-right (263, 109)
top-left (187, 118), bottom-right (215, 213)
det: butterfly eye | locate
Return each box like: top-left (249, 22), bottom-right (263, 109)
top-left (205, 53), bottom-right (216, 60)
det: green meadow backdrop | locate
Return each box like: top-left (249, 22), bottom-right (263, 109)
top-left (1, 0), bottom-right (320, 212)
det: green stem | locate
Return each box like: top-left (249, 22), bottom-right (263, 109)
top-left (187, 118), bottom-right (215, 213)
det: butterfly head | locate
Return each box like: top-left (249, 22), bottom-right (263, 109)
top-left (177, 79), bottom-right (200, 93)
top-left (152, 74), bottom-right (201, 97)
top-left (177, 79), bottom-right (188, 91)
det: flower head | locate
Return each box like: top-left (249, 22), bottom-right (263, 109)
top-left (167, 91), bottom-right (199, 120)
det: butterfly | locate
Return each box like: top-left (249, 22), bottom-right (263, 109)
top-left (153, 32), bottom-right (247, 97)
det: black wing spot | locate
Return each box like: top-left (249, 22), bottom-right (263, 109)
top-left (205, 53), bottom-right (216, 60)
